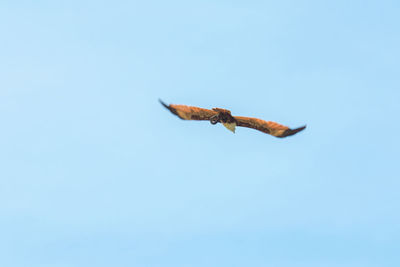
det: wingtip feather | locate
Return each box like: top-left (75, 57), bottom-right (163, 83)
top-left (159, 99), bottom-right (181, 118)
top-left (159, 99), bottom-right (169, 109)
top-left (289, 125), bottom-right (306, 136)
top-left (278, 125), bottom-right (306, 138)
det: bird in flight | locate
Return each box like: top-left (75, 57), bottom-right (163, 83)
top-left (159, 100), bottom-right (306, 138)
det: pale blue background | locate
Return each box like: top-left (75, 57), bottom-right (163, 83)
top-left (1, 1), bottom-right (399, 266)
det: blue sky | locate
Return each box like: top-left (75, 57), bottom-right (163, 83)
top-left (1, 1), bottom-right (399, 266)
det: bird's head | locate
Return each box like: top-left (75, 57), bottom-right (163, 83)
top-left (210, 108), bottom-right (237, 133)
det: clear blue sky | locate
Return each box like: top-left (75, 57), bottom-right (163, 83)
top-left (1, 1), bottom-right (399, 266)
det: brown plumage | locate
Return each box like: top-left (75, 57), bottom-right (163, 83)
top-left (159, 100), bottom-right (306, 138)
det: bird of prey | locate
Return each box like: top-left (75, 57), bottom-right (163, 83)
top-left (159, 100), bottom-right (306, 138)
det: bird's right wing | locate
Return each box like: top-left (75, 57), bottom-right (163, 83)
top-left (235, 116), bottom-right (306, 138)
top-left (159, 99), bottom-right (217, 121)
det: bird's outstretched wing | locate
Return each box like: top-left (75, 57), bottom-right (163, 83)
top-left (159, 99), bottom-right (217, 121)
top-left (160, 99), bottom-right (306, 137)
top-left (234, 116), bottom-right (306, 138)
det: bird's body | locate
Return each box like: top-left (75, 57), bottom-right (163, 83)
top-left (159, 100), bottom-right (306, 138)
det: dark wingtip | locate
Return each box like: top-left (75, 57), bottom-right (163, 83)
top-left (159, 99), bottom-right (180, 118)
top-left (294, 125), bottom-right (307, 133)
top-left (159, 99), bottom-right (169, 109)
top-left (278, 125), bottom-right (307, 138)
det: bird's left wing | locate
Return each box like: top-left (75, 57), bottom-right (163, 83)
top-left (235, 116), bottom-right (306, 138)
top-left (159, 99), bottom-right (217, 121)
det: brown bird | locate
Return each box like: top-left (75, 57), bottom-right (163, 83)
top-left (159, 100), bottom-right (306, 138)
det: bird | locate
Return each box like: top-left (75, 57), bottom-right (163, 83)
top-left (159, 99), bottom-right (306, 138)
